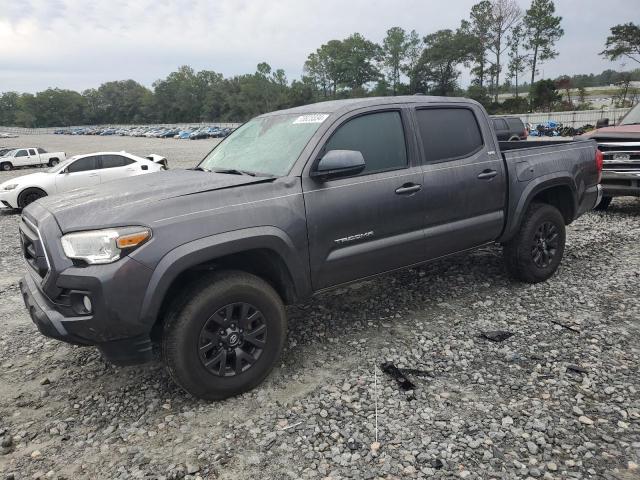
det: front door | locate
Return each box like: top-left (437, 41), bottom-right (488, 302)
top-left (55, 155), bottom-right (101, 193)
top-left (302, 109), bottom-right (425, 290)
top-left (414, 106), bottom-right (506, 260)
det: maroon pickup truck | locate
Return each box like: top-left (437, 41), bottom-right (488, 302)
top-left (582, 103), bottom-right (640, 210)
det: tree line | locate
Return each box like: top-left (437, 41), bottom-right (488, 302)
top-left (1, 1), bottom-right (638, 127)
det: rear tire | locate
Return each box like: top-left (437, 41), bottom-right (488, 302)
top-left (18, 188), bottom-right (47, 209)
top-left (594, 196), bottom-right (612, 211)
top-left (162, 270), bottom-right (287, 400)
top-left (48, 158), bottom-right (59, 167)
top-left (503, 203), bottom-right (566, 283)
top-left (1, 162), bottom-right (12, 171)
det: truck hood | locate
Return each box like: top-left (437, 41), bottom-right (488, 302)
top-left (37, 169), bottom-right (276, 232)
top-left (583, 124), bottom-right (640, 139)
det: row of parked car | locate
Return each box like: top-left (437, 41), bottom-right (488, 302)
top-left (53, 125), bottom-right (236, 140)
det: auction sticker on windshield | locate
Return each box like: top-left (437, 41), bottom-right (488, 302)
top-left (293, 114), bottom-right (329, 124)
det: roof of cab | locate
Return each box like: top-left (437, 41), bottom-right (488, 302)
top-left (260, 95), bottom-right (479, 117)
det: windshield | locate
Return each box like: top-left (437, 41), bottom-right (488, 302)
top-left (620, 103), bottom-right (640, 125)
top-left (199, 113), bottom-right (328, 176)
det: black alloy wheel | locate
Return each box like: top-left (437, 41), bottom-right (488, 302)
top-left (198, 302), bottom-right (267, 377)
top-left (531, 221), bottom-right (559, 268)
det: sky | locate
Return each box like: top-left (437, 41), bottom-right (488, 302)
top-left (0, 0), bottom-right (635, 93)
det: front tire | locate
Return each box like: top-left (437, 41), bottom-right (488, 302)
top-left (503, 203), bottom-right (566, 283)
top-left (1, 162), bottom-right (12, 171)
top-left (162, 270), bottom-right (287, 400)
top-left (594, 196), bottom-right (612, 211)
top-left (18, 188), bottom-right (47, 209)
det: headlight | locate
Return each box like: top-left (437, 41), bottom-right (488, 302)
top-left (61, 227), bottom-right (151, 265)
top-left (3, 184), bottom-right (18, 191)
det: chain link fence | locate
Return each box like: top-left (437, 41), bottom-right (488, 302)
top-left (494, 107), bottom-right (631, 128)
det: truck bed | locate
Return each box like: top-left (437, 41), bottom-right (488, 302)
top-left (498, 138), bottom-right (599, 242)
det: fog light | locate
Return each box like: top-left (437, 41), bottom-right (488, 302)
top-left (82, 295), bottom-right (92, 313)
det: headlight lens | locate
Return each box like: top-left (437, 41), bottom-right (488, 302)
top-left (61, 227), bottom-right (151, 264)
top-left (3, 184), bottom-right (18, 191)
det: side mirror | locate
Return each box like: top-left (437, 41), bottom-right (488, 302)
top-left (596, 118), bottom-right (609, 129)
top-left (141, 164), bottom-right (149, 170)
top-left (311, 150), bottom-right (365, 181)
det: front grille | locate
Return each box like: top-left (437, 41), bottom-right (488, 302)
top-left (20, 218), bottom-right (50, 279)
top-left (597, 142), bottom-right (640, 172)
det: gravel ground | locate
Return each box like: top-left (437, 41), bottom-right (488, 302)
top-left (0, 135), bottom-right (639, 480)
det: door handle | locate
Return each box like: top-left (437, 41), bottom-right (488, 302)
top-left (395, 183), bottom-right (422, 195)
top-left (477, 169), bottom-right (498, 180)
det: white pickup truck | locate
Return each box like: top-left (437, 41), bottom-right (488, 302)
top-left (0, 147), bottom-right (66, 171)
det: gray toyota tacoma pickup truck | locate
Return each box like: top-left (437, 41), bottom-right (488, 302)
top-left (19, 96), bottom-right (602, 400)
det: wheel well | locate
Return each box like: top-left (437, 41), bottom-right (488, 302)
top-left (151, 248), bottom-right (297, 340)
top-left (18, 187), bottom-right (47, 201)
top-left (530, 185), bottom-right (575, 224)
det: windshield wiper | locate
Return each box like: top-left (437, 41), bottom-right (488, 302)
top-left (212, 168), bottom-right (256, 177)
top-left (191, 166), bottom-right (211, 172)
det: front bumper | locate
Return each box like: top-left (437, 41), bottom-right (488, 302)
top-left (0, 189), bottom-right (18, 209)
top-left (18, 205), bottom-right (157, 365)
top-left (600, 170), bottom-right (640, 197)
top-left (20, 269), bottom-right (155, 365)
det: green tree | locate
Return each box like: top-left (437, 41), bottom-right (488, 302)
top-left (468, 1), bottom-right (493, 88)
top-left (485, 0), bottom-right (522, 102)
top-left (529, 79), bottom-right (561, 111)
top-left (523, 0), bottom-right (563, 87)
top-left (402, 30), bottom-right (423, 94)
top-left (340, 33), bottom-right (382, 92)
top-left (507, 23), bottom-right (528, 97)
top-left (414, 28), bottom-right (474, 96)
top-left (600, 23), bottom-right (640, 65)
top-left (382, 27), bottom-right (411, 94)
top-left (0, 92), bottom-right (20, 126)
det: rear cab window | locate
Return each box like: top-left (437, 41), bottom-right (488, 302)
top-left (415, 108), bottom-right (484, 163)
top-left (323, 110), bottom-right (408, 175)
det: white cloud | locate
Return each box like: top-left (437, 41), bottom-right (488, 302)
top-left (0, 0), bottom-right (633, 93)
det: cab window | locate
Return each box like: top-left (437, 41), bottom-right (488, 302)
top-left (416, 108), bottom-right (484, 163)
top-left (323, 111), bottom-right (408, 175)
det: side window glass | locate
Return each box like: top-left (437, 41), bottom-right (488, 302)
top-left (67, 156), bottom-right (97, 173)
top-left (416, 108), bottom-right (484, 163)
top-left (15, 150), bottom-right (27, 157)
top-left (101, 155), bottom-right (131, 168)
top-left (324, 111), bottom-right (407, 175)
top-left (29, 149), bottom-right (37, 155)
top-left (37, 148), bottom-right (46, 154)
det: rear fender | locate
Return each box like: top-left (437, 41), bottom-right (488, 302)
top-left (500, 173), bottom-right (577, 243)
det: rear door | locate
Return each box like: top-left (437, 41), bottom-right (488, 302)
top-left (302, 108), bottom-right (426, 290)
top-left (99, 154), bottom-right (138, 183)
top-left (414, 105), bottom-right (506, 260)
top-left (55, 155), bottom-right (101, 192)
